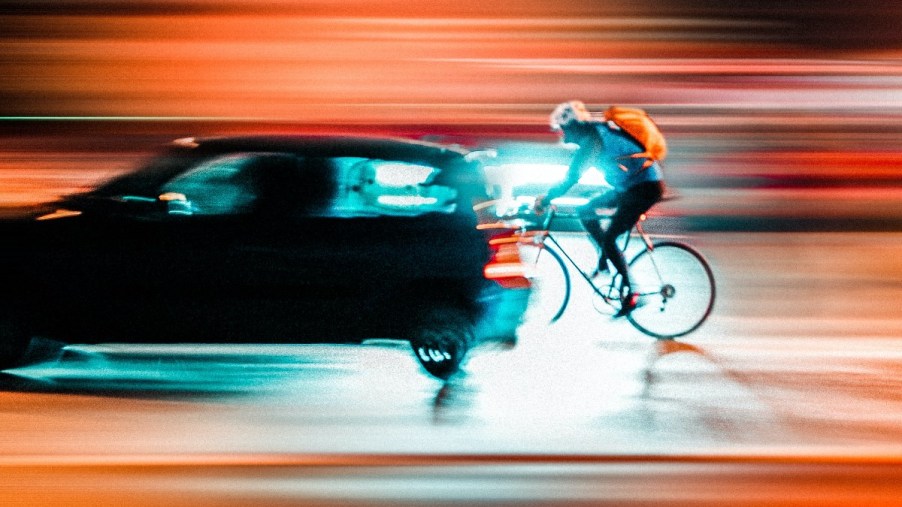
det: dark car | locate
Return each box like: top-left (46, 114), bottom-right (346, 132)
top-left (0, 135), bottom-right (530, 380)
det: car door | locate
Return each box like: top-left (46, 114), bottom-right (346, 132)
top-left (143, 152), bottom-right (287, 342)
top-left (37, 151), bottom-right (278, 344)
top-left (220, 155), bottom-right (363, 341)
top-left (224, 155), bottom-right (465, 342)
top-left (28, 187), bottom-right (235, 343)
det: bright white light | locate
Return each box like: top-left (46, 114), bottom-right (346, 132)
top-left (487, 163), bottom-right (609, 187)
top-left (376, 195), bottom-right (439, 207)
top-left (576, 168), bottom-right (608, 186)
top-left (549, 197), bottom-right (590, 207)
top-left (490, 163), bottom-right (566, 185)
top-left (373, 163), bottom-right (436, 187)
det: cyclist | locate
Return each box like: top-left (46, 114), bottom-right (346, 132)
top-left (535, 100), bottom-right (666, 317)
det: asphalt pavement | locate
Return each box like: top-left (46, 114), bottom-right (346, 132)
top-left (2, 231), bottom-right (902, 505)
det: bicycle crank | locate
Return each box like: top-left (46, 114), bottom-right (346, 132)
top-left (661, 284), bottom-right (675, 298)
top-left (658, 284), bottom-right (675, 312)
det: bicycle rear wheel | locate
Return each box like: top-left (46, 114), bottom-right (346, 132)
top-left (524, 244), bottom-right (571, 324)
top-left (626, 241), bottom-right (715, 339)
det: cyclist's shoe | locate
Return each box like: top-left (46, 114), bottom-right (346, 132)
top-left (613, 292), bottom-right (639, 318)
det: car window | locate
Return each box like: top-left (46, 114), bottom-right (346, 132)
top-left (89, 150), bottom-right (202, 199)
top-left (161, 154), bottom-right (261, 215)
top-left (326, 157), bottom-right (458, 218)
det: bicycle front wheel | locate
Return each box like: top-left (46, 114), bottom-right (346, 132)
top-left (524, 244), bottom-right (571, 324)
top-left (626, 241), bottom-right (715, 339)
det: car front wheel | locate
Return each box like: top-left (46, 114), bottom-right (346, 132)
top-left (409, 305), bottom-right (473, 381)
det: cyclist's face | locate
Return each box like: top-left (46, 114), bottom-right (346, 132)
top-left (560, 124), bottom-right (581, 144)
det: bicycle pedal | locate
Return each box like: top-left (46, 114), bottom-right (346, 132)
top-left (613, 293), bottom-right (640, 318)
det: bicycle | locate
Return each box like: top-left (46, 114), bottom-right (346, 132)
top-left (502, 199), bottom-right (716, 339)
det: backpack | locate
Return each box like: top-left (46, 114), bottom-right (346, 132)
top-left (603, 106), bottom-right (667, 169)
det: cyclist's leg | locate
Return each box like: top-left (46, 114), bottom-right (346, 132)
top-left (602, 182), bottom-right (663, 305)
top-left (578, 191), bottom-right (618, 271)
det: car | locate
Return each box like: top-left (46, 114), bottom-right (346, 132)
top-left (0, 135), bottom-right (531, 380)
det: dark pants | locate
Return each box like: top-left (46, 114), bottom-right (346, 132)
top-left (578, 181), bottom-right (664, 291)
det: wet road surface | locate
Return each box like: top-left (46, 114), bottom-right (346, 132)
top-left (2, 232), bottom-right (902, 505)
top-left (2, 1), bottom-right (901, 500)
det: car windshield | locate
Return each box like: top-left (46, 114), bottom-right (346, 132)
top-left (160, 154), bottom-right (261, 215)
top-left (89, 149), bottom-right (204, 199)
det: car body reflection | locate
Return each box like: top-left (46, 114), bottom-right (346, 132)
top-left (0, 135), bottom-right (531, 380)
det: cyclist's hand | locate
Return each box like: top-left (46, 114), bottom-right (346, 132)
top-left (534, 195), bottom-right (548, 214)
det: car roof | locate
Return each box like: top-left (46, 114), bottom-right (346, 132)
top-left (180, 135), bottom-right (472, 165)
top-left (84, 134), bottom-right (484, 199)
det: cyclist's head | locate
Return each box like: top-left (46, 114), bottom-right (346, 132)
top-left (550, 101), bottom-right (592, 132)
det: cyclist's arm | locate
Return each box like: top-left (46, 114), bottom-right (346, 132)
top-left (544, 140), bottom-right (601, 203)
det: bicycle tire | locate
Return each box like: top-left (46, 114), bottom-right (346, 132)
top-left (626, 241), bottom-right (715, 339)
top-left (526, 244), bottom-right (571, 324)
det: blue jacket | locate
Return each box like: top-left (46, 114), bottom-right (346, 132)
top-left (546, 121), bottom-right (663, 200)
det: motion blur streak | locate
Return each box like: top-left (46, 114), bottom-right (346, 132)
top-left (1, 2), bottom-right (900, 213)
top-left (1, 2), bottom-right (900, 123)
top-left (2, 3), bottom-right (902, 505)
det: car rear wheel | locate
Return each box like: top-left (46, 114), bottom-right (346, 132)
top-left (409, 305), bottom-right (473, 381)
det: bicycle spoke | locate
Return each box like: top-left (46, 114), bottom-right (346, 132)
top-left (627, 242), bottom-right (715, 339)
top-left (498, 201), bottom-right (714, 337)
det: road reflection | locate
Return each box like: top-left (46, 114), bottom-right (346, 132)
top-left (0, 339), bottom-right (368, 399)
top-left (2, 231), bottom-right (902, 455)
top-left (641, 339), bottom-right (707, 393)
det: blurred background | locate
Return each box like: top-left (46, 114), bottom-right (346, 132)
top-left (1, 0), bottom-right (900, 228)
top-left (2, 4), bottom-right (902, 504)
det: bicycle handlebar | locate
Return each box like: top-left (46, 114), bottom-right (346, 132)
top-left (535, 204), bottom-right (556, 231)
top-left (475, 198), bottom-right (560, 232)
top-left (505, 200), bottom-right (555, 231)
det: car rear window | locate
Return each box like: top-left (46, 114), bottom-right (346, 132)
top-left (324, 157), bottom-right (459, 218)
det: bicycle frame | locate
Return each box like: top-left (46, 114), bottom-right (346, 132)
top-left (526, 206), bottom-right (653, 306)
top-left (488, 197), bottom-right (715, 337)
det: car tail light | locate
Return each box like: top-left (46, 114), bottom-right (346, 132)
top-left (481, 226), bottom-right (531, 289)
